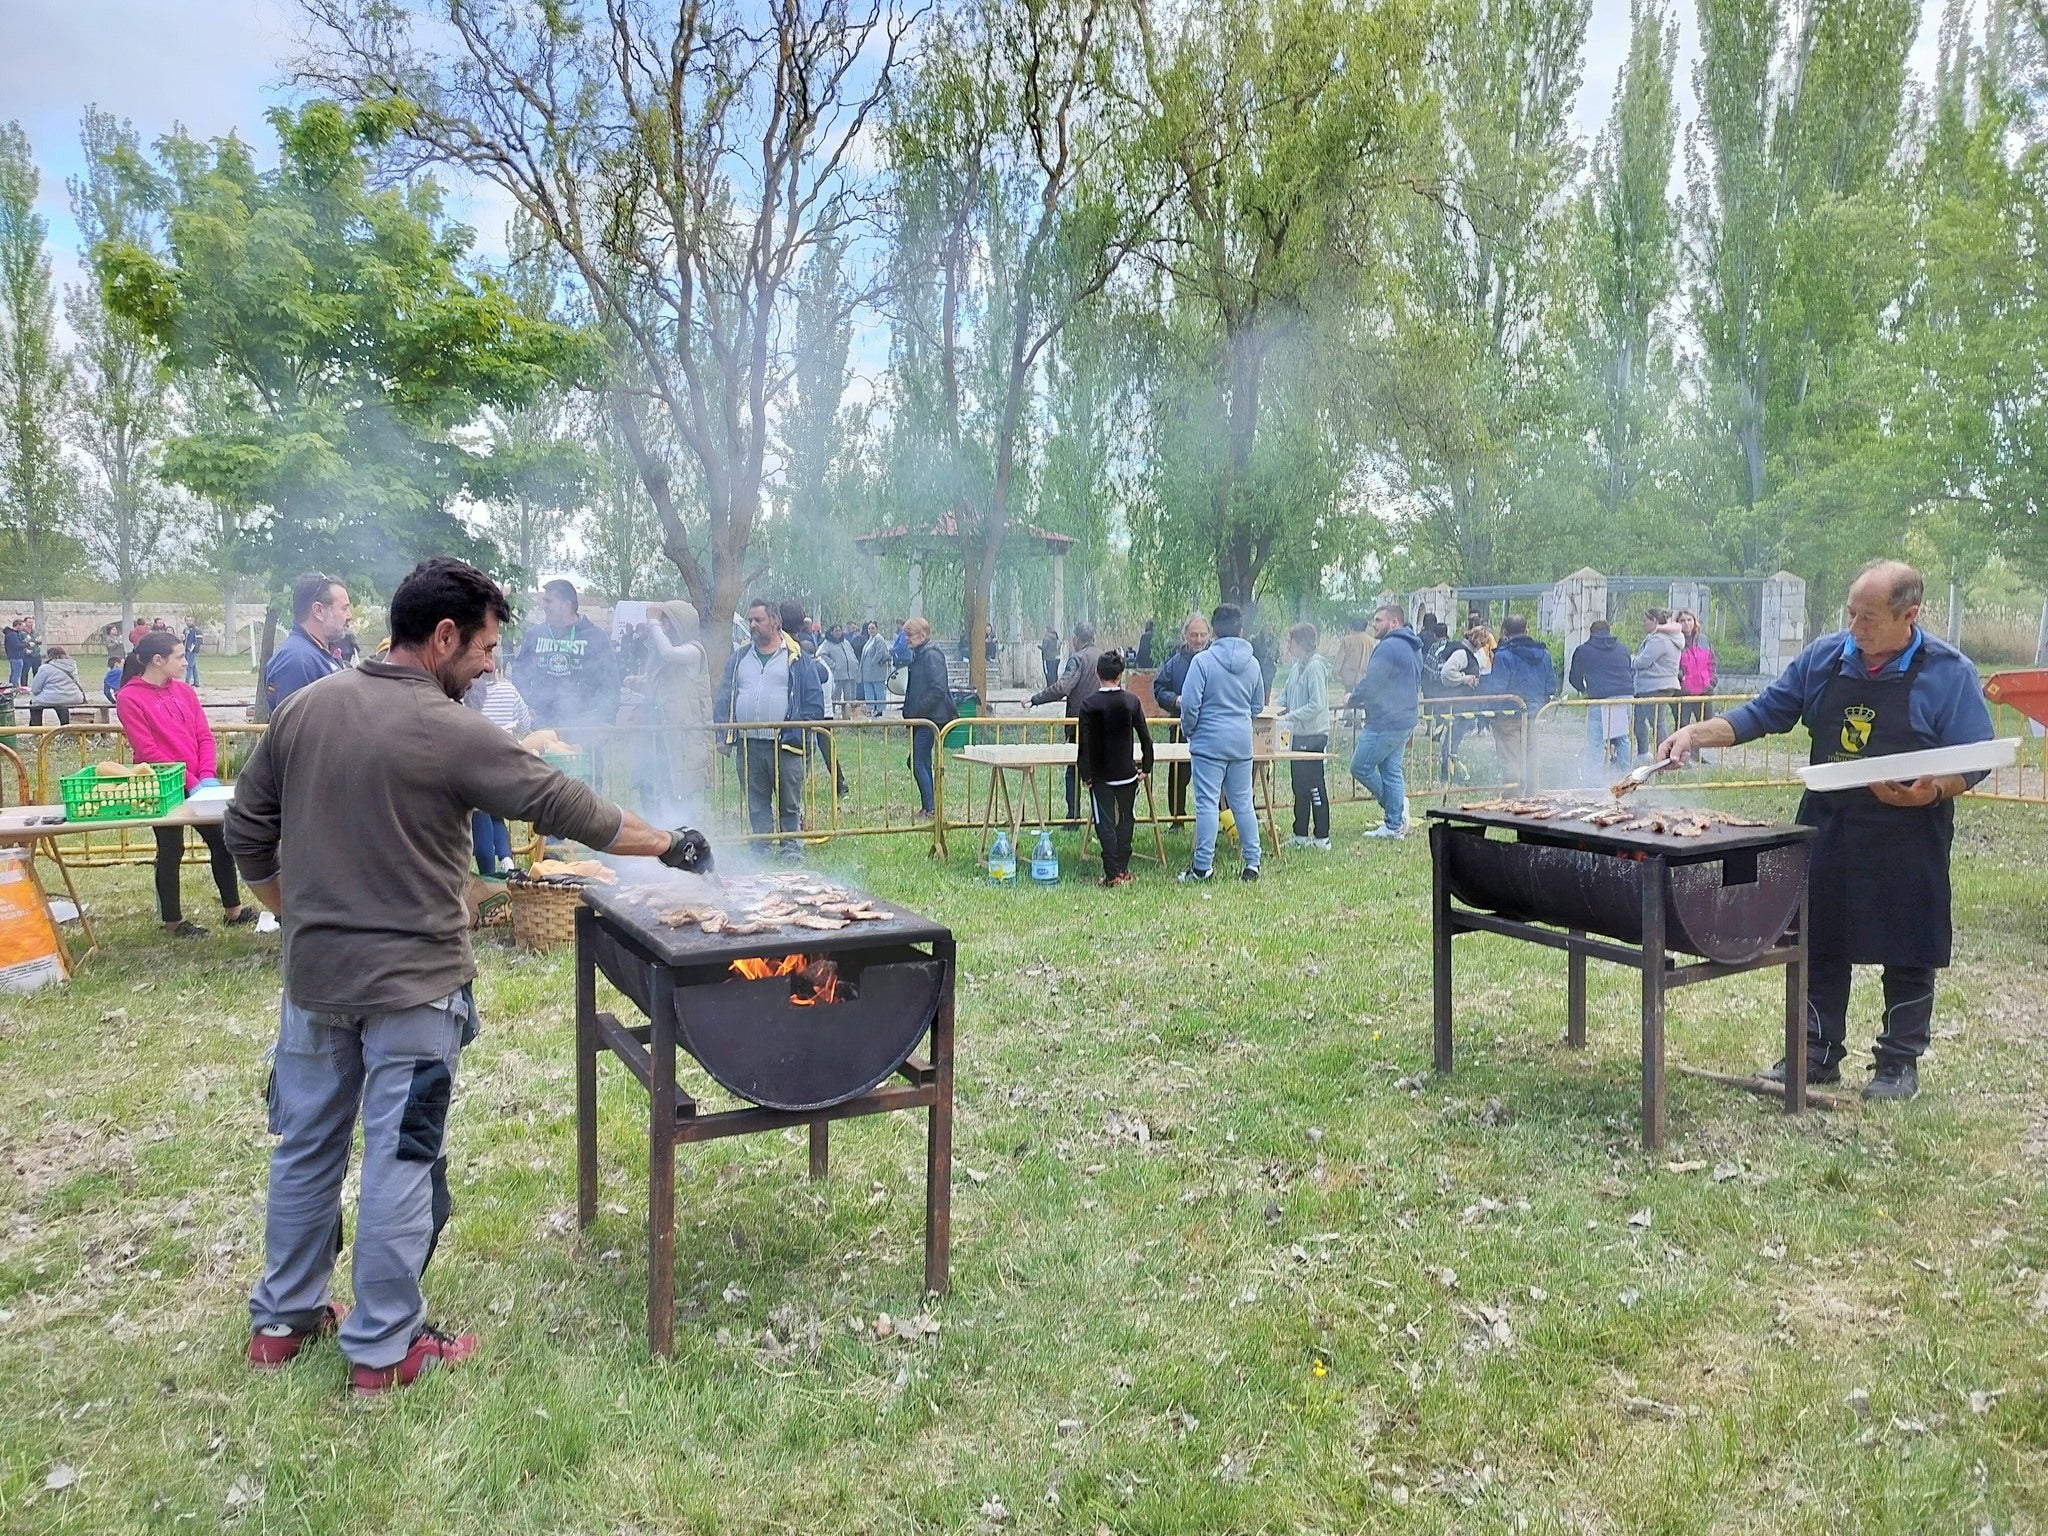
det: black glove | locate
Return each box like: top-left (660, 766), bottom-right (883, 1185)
top-left (661, 828), bottom-right (714, 874)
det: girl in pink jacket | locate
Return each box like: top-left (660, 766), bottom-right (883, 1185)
top-left (1676, 610), bottom-right (1716, 725)
top-left (118, 633), bottom-right (253, 936)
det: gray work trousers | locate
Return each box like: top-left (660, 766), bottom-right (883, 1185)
top-left (736, 736), bottom-right (805, 853)
top-left (248, 986), bottom-right (476, 1369)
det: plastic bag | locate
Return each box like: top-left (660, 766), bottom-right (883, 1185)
top-left (0, 848), bottom-right (66, 991)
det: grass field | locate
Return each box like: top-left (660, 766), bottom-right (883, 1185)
top-left (3, 788), bottom-right (2047, 1534)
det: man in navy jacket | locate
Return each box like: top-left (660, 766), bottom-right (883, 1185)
top-left (1344, 605), bottom-right (1423, 837)
top-left (264, 572), bottom-right (353, 714)
top-left (1487, 615), bottom-right (1557, 789)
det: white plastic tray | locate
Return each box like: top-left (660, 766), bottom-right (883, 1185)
top-left (1796, 738), bottom-right (2018, 792)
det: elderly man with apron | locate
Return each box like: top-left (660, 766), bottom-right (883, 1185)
top-left (1660, 560), bottom-right (1993, 1101)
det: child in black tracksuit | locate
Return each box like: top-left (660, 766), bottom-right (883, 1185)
top-left (1075, 650), bottom-right (1155, 887)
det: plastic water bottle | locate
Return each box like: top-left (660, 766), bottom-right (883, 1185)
top-left (987, 829), bottom-right (1016, 887)
top-left (1030, 829), bottom-right (1060, 885)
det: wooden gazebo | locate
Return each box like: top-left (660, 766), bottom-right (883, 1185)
top-left (852, 514), bottom-right (1079, 638)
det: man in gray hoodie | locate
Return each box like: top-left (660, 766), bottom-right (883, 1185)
top-left (1177, 603), bottom-right (1265, 882)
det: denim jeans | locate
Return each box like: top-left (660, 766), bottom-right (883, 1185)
top-left (1350, 728), bottom-right (1410, 830)
top-left (184, 656), bottom-right (200, 686)
top-left (1585, 706), bottom-right (1629, 774)
top-left (5, 658), bottom-right (22, 687)
top-left (470, 811), bottom-right (512, 874)
top-left (910, 725), bottom-right (936, 815)
top-left (862, 681), bottom-right (886, 708)
top-left (1190, 754), bottom-right (1259, 874)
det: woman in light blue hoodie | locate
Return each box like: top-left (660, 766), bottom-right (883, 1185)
top-left (1177, 603), bottom-right (1265, 882)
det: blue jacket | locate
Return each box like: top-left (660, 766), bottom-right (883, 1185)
top-left (264, 625), bottom-right (344, 713)
top-left (1345, 627), bottom-right (1424, 733)
top-left (890, 627), bottom-right (913, 669)
top-left (1567, 632), bottom-right (1636, 699)
top-left (1152, 643), bottom-right (1200, 716)
top-left (713, 640), bottom-right (827, 750)
top-left (1489, 633), bottom-right (1557, 711)
top-left (1179, 635), bottom-right (1265, 761)
top-left (1724, 628), bottom-right (1993, 757)
top-left (3, 628), bottom-right (24, 661)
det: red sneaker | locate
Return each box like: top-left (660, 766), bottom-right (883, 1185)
top-left (350, 1323), bottom-right (478, 1396)
top-left (247, 1302), bottom-right (347, 1370)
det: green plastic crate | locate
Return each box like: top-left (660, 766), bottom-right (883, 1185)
top-left (541, 748), bottom-right (594, 785)
top-left (59, 761), bottom-right (186, 822)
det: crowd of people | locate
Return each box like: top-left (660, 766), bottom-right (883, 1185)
top-left (72, 563), bottom-right (1735, 911)
top-left (1056, 597), bottom-right (1727, 886)
top-left (3, 613), bottom-right (211, 720)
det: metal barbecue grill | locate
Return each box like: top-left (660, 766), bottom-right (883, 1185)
top-left (574, 881), bottom-right (955, 1355)
top-left (1428, 805), bottom-right (1816, 1147)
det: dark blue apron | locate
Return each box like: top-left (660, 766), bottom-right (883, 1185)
top-left (1797, 641), bottom-right (1953, 967)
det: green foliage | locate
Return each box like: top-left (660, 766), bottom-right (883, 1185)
top-left (0, 121), bottom-right (79, 609)
top-left (97, 101), bottom-right (598, 603)
top-left (67, 108), bottom-right (183, 616)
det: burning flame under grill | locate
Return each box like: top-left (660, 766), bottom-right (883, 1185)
top-left (728, 953), bottom-right (844, 1005)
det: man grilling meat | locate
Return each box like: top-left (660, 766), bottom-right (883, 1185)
top-left (1658, 559), bottom-right (1993, 1101)
top-left (226, 557), bottom-right (713, 1395)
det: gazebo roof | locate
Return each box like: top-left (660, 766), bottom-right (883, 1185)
top-left (853, 513), bottom-right (1076, 556)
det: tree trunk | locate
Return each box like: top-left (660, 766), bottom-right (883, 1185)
top-left (1212, 328), bottom-right (1266, 606)
top-left (255, 605), bottom-right (279, 721)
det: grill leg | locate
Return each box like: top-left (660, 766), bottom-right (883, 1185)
top-left (574, 907), bottom-right (598, 1229)
top-left (1640, 858), bottom-right (1668, 1150)
top-left (648, 981), bottom-right (679, 1357)
top-left (809, 1118), bottom-right (829, 1181)
top-left (1431, 823), bottom-right (1454, 1074)
top-left (925, 945), bottom-right (955, 1295)
top-left (1567, 932), bottom-right (1587, 1050)
top-left (1784, 878), bottom-right (1809, 1116)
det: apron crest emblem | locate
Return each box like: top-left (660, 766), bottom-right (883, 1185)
top-left (1840, 704), bottom-right (1876, 755)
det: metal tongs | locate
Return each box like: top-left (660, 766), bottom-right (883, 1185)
top-left (1610, 756), bottom-right (1680, 798)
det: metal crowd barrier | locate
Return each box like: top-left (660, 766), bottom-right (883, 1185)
top-left (17, 683), bottom-right (2043, 875)
top-left (0, 717), bottom-right (951, 867)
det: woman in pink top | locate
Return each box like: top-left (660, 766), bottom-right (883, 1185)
top-left (1676, 609), bottom-right (1716, 726)
top-left (118, 633), bottom-right (253, 936)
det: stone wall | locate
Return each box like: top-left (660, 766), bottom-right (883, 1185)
top-left (0, 600), bottom-right (228, 653)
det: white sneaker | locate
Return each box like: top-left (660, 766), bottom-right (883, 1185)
top-left (1311, 838), bottom-right (1332, 850)
top-left (1366, 824), bottom-right (1407, 840)
top-left (1284, 835), bottom-right (1314, 849)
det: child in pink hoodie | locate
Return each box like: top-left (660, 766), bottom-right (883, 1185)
top-left (117, 633), bottom-right (252, 936)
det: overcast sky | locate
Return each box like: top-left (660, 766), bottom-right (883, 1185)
top-left (4, 0), bottom-right (1955, 301)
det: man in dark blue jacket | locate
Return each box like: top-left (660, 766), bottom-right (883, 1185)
top-left (713, 597), bottom-right (827, 860)
top-left (264, 572), bottom-right (353, 714)
top-left (1344, 605), bottom-right (1422, 838)
top-left (3, 620), bottom-right (25, 689)
top-left (1149, 613), bottom-right (1210, 819)
top-left (1488, 615), bottom-right (1557, 790)
top-left (1567, 619), bottom-right (1636, 770)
